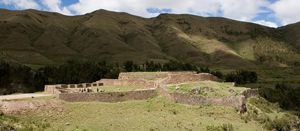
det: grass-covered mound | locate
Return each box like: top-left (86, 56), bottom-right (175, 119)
top-left (168, 81), bottom-right (248, 97)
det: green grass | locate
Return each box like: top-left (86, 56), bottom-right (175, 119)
top-left (24, 64), bottom-right (46, 70)
top-left (211, 66), bottom-right (300, 85)
top-left (0, 113), bottom-right (50, 130)
top-left (168, 81), bottom-right (248, 97)
top-left (254, 37), bottom-right (300, 66)
top-left (225, 40), bottom-right (256, 61)
top-left (14, 96), bottom-right (264, 131)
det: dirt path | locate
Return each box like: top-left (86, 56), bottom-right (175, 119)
top-left (0, 93), bottom-right (53, 101)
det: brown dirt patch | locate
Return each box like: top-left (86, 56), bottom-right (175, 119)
top-left (0, 99), bottom-right (63, 114)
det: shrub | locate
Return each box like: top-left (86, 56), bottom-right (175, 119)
top-left (258, 83), bottom-right (300, 110)
top-left (206, 123), bottom-right (234, 131)
top-left (246, 97), bottom-right (299, 131)
top-left (264, 117), bottom-right (291, 131)
top-left (211, 71), bottom-right (223, 79)
top-left (225, 70), bottom-right (257, 84)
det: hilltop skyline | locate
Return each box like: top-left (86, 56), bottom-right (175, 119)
top-left (0, 0), bottom-right (300, 28)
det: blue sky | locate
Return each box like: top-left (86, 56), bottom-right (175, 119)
top-left (0, 0), bottom-right (299, 28)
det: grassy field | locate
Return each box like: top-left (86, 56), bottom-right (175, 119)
top-left (2, 94), bottom-right (299, 130)
top-left (9, 96), bottom-right (265, 131)
top-left (168, 81), bottom-right (248, 97)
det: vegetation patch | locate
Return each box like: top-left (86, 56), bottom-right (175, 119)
top-left (168, 81), bottom-right (247, 97)
top-left (258, 83), bottom-right (300, 110)
top-left (244, 97), bottom-right (300, 130)
top-left (206, 123), bottom-right (234, 131)
top-left (0, 112), bottom-right (50, 130)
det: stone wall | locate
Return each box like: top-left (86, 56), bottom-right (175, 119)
top-left (44, 84), bottom-right (65, 94)
top-left (117, 72), bottom-right (219, 84)
top-left (170, 92), bottom-right (246, 111)
top-left (118, 72), bottom-right (169, 80)
top-left (59, 89), bottom-right (157, 102)
top-left (165, 73), bottom-right (220, 84)
top-left (44, 82), bottom-right (104, 94)
top-left (98, 79), bottom-right (156, 88)
top-left (66, 82), bottom-right (102, 88)
top-left (45, 72), bottom-right (220, 94)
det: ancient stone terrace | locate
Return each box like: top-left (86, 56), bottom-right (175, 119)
top-left (44, 71), bottom-right (219, 94)
top-left (44, 71), bottom-right (257, 112)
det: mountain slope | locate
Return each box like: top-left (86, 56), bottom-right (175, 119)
top-left (0, 9), bottom-right (299, 69)
top-left (279, 22), bottom-right (300, 51)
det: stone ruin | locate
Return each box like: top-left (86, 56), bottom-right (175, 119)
top-left (44, 71), bottom-right (257, 112)
top-left (44, 71), bottom-right (219, 94)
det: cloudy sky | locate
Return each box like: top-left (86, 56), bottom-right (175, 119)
top-left (0, 0), bottom-right (299, 28)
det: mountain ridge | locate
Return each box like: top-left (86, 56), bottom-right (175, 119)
top-left (0, 9), bottom-right (299, 69)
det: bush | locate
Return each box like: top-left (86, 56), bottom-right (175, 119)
top-left (225, 70), bottom-right (257, 84)
top-left (265, 117), bottom-right (291, 131)
top-left (246, 97), bottom-right (299, 131)
top-left (211, 71), bottom-right (223, 79)
top-left (0, 61), bottom-right (37, 94)
top-left (206, 123), bottom-right (234, 131)
top-left (259, 83), bottom-right (300, 110)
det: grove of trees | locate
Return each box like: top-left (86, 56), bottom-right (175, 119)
top-left (225, 70), bottom-right (257, 84)
top-left (0, 60), bottom-right (258, 95)
top-left (259, 83), bottom-right (300, 110)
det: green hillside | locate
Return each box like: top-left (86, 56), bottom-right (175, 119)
top-left (0, 9), bottom-right (300, 83)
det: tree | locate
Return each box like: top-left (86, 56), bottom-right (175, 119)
top-left (124, 61), bottom-right (139, 72)
top-left (225, 70), bottom-right (257, 84)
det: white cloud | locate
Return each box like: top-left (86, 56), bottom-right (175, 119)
top-left (66, 0), bottom-right (271, 22)
top-left (67, 0), bottom-right (221, 18)
top-left (40, 0), bottom-right (71, 15)
top-left (0, 0), bottom-right (40, 9)
top-left (218, 0), bottom-right (269, 21)
top-left (270, 0), bottom-right (300, 25)
top-left (67, 0), bottom-right (123, 15)
top-left (253, 20), bottom-right (278, 28)
top-left (0, 0), bottom-right (271, 21)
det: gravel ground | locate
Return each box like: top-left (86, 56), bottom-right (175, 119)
top-left (0, 93), bottom-right (53, 101)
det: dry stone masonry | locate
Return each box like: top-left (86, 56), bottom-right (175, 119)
top-left (44, 71), bottom-right (257, 112)
top-left (59, 89), bottom-right (157, 102)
